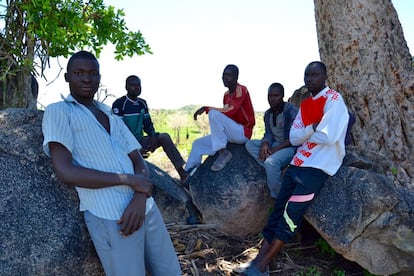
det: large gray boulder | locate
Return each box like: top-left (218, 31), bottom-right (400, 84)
top-left (307, 147), bottom-right (414, 275)
top-left (2, 108), bottom-right (414, 275)
top-left (189, 142), bottom-right (414, 275)
top-left (189, 143), bottom-right (274, 237)
top-left (0, 108), bottom-right (190, 275)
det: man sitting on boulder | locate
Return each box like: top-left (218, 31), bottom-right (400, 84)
top-left (112, 75), bottom-right (191, 184)
top-left (245, 83), bottom-right (298, 199)
top-left (240, 61), bottom-right (350, 275)
top-left (186, 64), bottom-right (255, 174)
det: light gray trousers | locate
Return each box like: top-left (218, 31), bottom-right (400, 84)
top-left (84, 203), bottom-right (181, 276)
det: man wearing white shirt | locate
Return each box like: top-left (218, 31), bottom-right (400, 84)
top-left (241, 61), bottom-right (349, 276)
top-left (42, 51), bottom-right (181, 276)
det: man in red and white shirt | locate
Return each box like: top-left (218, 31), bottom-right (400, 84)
top-left (241, 61), bottom-right (349, 276)
top-left (186, 64), bottom-right (255, 173)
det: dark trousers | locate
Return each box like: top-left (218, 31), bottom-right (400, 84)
top-left (140, 133), bottom-right (185, 170)
top-left (262, 166), bottom-right (329, 243)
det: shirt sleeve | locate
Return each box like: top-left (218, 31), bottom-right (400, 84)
top-left (205, 86), bottom-right (249, 117)
top-left (289, 108), bottom-right (314, 146)
top-left (112, 98), bottom-right (123, 116)
top-left (221, 88), bottom-right (249, 118)
top-left (307, 94), bottom-right (349, 145)
top-left (262, 111), bottom-right (274, 144)
top-left (140, 100), bottom-right (156, 136)
top-left (42, 102), bottom-right (74, 157)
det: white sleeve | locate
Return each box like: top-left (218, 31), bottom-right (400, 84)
top-left (308, 95), bottom-right (349, 145)
top-left (289, 108), bottom-right (315, 146)
top-left (42, 103), bottom-right (74, 157)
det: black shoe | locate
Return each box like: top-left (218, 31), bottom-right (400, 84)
top-left (181, 166), bottom-right (198, 187)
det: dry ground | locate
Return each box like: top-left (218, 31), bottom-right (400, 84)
top-left (148, 151), bottom-right (365, 276)
top-left (167, 222), bottom-right (365, 276)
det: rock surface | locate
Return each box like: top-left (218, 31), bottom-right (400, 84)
top-left (189, 143), bottom-right (274, 237)
top-left (307, 147), bottom-right (414, 275)
top-left (1, 108), bottom-right (414, 275)
top-left (0, 108), bottom-right (189, 275)
top-left (190, 142), bottom-right (414, 275)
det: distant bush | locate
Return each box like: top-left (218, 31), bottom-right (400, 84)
top-left (146, 107), bottom-right (265, 175)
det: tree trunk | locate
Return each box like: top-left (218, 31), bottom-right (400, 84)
top-left (20, 71), bottom-right (37, 109)
top-left (0, 11), bottom-right (37, 110)
top-left (0, 72), bottom-right (37, 110)
top-left (314, 0), bottom-right (414, 186)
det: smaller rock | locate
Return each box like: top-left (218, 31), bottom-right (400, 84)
top-left (189, 143), bottom-right (274, 237)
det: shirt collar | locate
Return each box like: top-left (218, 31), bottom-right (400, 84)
top-left (312, 86), bottom-right (330, 99)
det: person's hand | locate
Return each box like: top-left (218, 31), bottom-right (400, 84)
top-left (117, 192), bottom-right (146, 236)
top-left (259, 142), bottom-right (270, 161)
top-left (193, 106), bottom-right (206, 120)
top-left (128, 174), bottom-right (153, 197)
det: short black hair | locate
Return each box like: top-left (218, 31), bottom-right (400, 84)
top-left (307, 61), bottom-right (327, 75)
top-left (224, 64), bottom-right (239, 78)
top-left (126, 75), bottom-right (141, 85)
top-left (268, 82), bottom-right (284, 97)
top-left (67, 50), bottom-right (99, 72)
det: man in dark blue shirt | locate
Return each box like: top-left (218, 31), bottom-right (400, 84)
top-left (112, 75), bottom-right (191, 184)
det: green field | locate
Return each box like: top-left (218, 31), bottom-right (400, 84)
top-left (145, 106), bottom-right (264, 177)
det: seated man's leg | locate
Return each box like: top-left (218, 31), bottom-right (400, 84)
top-left (185, 135), bottom-right (215, 171)
top-left (144, 203), bottom-right (181, 276)
top-left (209, 110), bottom-right (246, 171)
top-left (84, 211), bottom-right (146, 276)
top-left (275, 166), bottom-right (328, 242)
top-left (138, 136), bottom-right (153, 157)
top-left (209, 110), bottom-right (246, 152)
top-left (245, 139), bottom-right (264, 165)
top-left (248, 169), bottom-right (297, 273)
top-left (153, 133), bottom-right (188, 179)
top-left (263, 146), bottom-right (296, 198)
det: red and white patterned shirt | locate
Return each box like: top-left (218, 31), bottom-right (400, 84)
top-left (289, 87), bottom-right (349, 176)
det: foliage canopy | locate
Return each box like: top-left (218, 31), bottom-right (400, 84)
top-left (0, 0), bottom-right (152, 108)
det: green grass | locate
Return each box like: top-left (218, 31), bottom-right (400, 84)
top-left (145, 107), bottom-right (265, 176)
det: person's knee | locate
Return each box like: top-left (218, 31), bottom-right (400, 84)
top-left (158, 132), bottom-right (171, 141)
top-left (157, 133), bottom-right (173, 145)
top-left (191, 137), bottom-right (203, 148)
top-left (264, 157), bottom-right (283, 168)
top-left (208, 109), bottom-right (223, 122)
top-left (245, 140), bottom-right (254, 151)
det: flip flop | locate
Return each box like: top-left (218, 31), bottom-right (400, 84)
top-left (211, 150), bottom-right (232, 171)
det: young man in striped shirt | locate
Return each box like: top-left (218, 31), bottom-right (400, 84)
top-left (42, 51), bottom-right (181, 276)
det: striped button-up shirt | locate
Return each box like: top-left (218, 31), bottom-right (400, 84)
top-left (42, 95), bottom-right (154, 220)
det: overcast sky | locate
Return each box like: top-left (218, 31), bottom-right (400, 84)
top-left (36, 0), bottom-right (414, 111)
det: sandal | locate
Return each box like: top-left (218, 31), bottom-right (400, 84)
top-left (211, 150), bottom-right (232, 171)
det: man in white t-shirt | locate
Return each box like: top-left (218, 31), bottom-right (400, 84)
top-left (240, 61), bottom-right (349, 276)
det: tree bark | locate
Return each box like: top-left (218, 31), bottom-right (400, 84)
top-left (314, 0), bottom-right (414, 186)
top-left (0, 15), bottom-right (37, 110)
